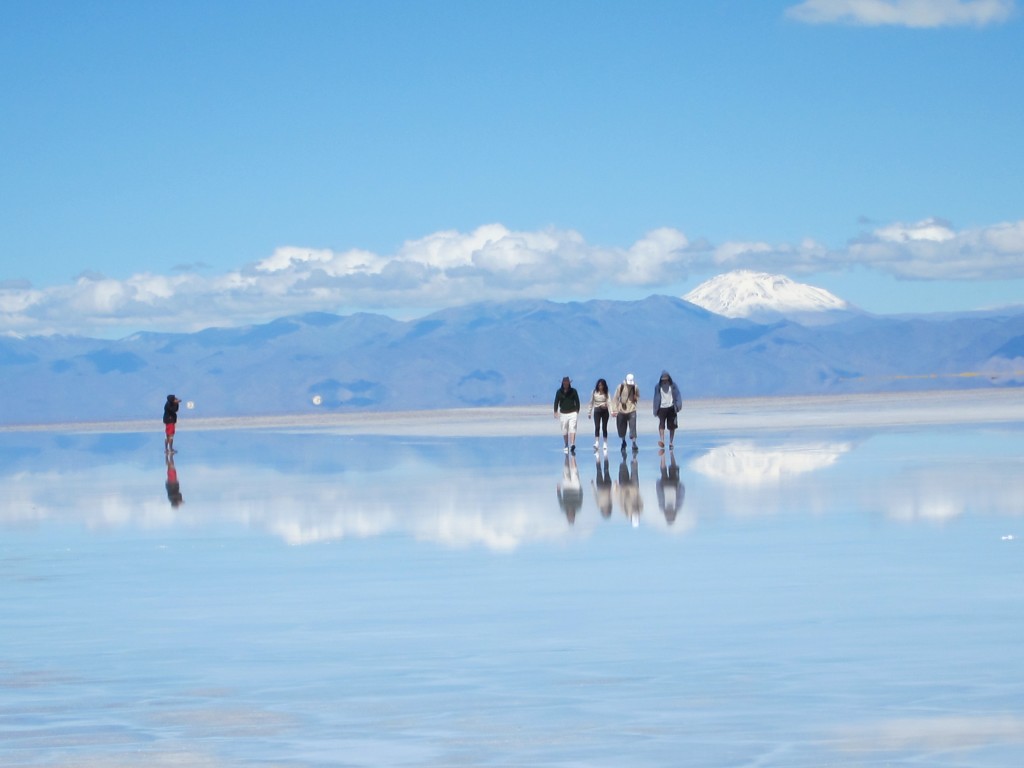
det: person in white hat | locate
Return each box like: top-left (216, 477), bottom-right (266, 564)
top-left (610, 373), bottom-right (640, 452)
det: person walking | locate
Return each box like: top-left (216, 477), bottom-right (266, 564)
top-left (587, 378), bottom-right (611, 453)
top-left (611, 373), bottom-right (640, 453)
top-left (163, 394), bottom-right (181, 453)
top-left (653, 370), bottom-right (683, 449)
top-left (553, 376), bottom-right (581, 454)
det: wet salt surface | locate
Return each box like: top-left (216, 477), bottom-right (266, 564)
top-left (2, 396), bottom-right (1024, 767)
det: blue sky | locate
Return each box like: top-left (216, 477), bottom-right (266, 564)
top-left (2, 0), bottom-right (1022, 336)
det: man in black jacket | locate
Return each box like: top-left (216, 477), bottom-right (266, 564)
top-left (163, 394), bottom-right (181, 453)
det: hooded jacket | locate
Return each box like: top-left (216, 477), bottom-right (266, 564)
top-left (163, 395), bottom-right (180, 425)
top-left (652, 371), bottom-right (682, 416)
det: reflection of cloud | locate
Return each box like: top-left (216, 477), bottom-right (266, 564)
top-left (0, 464), bottom-right (587, 551)
top-left (837, 715), bottom-right (1024, 752)
top-left (690, 441), bottom-right (852, 486)
top-left (7, 426), bottom-right (1024, 545)
top-left (882, 462), bottom-right (1024, 522)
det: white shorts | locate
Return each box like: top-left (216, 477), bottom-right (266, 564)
top-left (559, 411), bottom-right (578, 435)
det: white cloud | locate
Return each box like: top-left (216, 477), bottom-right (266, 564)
top-left (785, 0), bottom-right (1016, 27)
top-left (3, 218), bottom-right (1024, 336)
top-left (622, 227), bottom-right (689, 284)
top-left (874, 219), bottom-right (956, 243)
top-left (850, 217), bottom-right (1024, 278)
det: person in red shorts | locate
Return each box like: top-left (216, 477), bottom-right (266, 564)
top-left (163, 394), bottom-right (181, 453)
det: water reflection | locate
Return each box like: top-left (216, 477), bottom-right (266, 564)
top-left (616, 452), bottom-right (643, 527)
top-left (656, 450), bottom-right (685, 524)
top-left (1, 426), bottom-right (1023, 548)
top-left (165, 454), bottom-right (184, 507)
top-left (5, 421), bottom-right (1024, 768)
top-left (591, 453), bottom-right (614, 519)
top-left (689, 440), bottom-right (852, 485)
top-left (556, 454), bottom-right (583, 524)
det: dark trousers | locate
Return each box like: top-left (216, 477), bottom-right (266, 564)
top-left (593, 408), bottom-right (609, 438)
top-left (616, 411), bottom-right (637, 440)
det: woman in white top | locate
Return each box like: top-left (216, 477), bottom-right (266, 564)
top-left (587, 378), bottom-right (611, 452)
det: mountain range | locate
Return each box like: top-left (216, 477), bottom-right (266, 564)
top-left (2, 271), bottom-right (1023, 424)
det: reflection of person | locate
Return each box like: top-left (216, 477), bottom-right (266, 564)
top-left (591, 453), bottom-right (613, 519)
top-left (652, 370), bottom-right (683, 450)
top-left (163, 394), bottom-right (181, 453)
top-left (587, 378), bottom-right (611, 453)
top-left (553, 376), bottom-right (581, 455)
top-left (557, 454), bottom-right (584, 524)
top-left (616, 452), bottom-right (643, 526)
top-left (611, 373), bottom-right (640, 453)
top-left (165, 453), bottom-right (184, 508)
top-left (656, 450), bottom-right (685, 524)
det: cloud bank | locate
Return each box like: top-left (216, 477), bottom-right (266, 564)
top-left (2, 218), bottom-right (1023, 337)
top-left (785, 0), bottom-right (1016, 27)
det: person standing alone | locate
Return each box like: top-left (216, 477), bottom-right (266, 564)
top-left (163, 394), bottom-right (181, 454)
top-left (553, 376), bottom-right (581, 454)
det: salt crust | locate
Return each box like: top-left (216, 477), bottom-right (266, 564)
top-left (4, 389), bottom-right (1024, 436)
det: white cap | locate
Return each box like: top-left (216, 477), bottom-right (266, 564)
top-left (625, 373), bottom-right (635, 384)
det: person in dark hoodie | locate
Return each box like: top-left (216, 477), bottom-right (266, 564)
top-left (652, 370), bottom-right (682, 450)
top-left (163, 394), bottom-right (181, 453)
top-left (553, 376), bottom-right (581, 455)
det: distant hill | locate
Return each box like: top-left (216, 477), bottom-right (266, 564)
top-left (3, 293), bottom-right (1024, 424)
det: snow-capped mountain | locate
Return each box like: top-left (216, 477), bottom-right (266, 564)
top-left (684, 270), bottom-right (852, 323)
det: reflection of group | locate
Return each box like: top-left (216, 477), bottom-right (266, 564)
top-left (559, 448), bottom-right (685, 526)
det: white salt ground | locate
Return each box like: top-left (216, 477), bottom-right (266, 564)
top-left (4, 388), bottom-right (1024, 436)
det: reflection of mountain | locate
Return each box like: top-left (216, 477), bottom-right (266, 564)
top-left (5, 427), bottom-right (1024, 548)
top-left (690, 441), bottom-right (852, 485)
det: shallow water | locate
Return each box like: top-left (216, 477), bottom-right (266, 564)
top-left (2, 416), bottom-right (1023, 767)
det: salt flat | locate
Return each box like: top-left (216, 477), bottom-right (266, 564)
top-left (5, 387), bottom-right (1024, 436)
top-left (3, 393), bottom-right (1024, 767)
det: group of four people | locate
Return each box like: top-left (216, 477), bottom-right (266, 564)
top-left (554, 371), bottom-right (682, 454)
